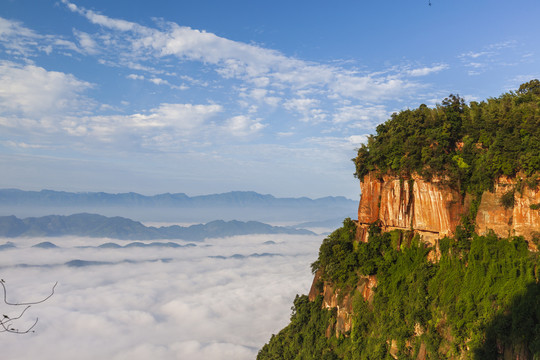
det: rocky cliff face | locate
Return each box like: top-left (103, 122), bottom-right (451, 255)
top-left (357, 172), bottom-right (540, 246)
top-left (308, 270), bottom-right (377, 338)
top-left (475, 176), bottom-right (540, 242)
top-left (311, 171), bottom-right (540, 340)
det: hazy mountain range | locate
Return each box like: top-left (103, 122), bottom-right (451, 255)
top-left (0, 213), bottom-right (315, 241)
top-left (0, 189), bottom-right (357, 223)
top-left (0, 189), bottom-right (354, 207)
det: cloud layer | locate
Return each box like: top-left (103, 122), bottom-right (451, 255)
top-left (0, 233), bottom-right (323, 359)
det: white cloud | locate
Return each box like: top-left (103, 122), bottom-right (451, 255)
top-left (277, 132), bottom-right (294, 137)
top-left (0, 234), bottom-right (323, 360)
top-left (53, 38), bottom-right (81, 53)
top-left (407, 64), bottom-right (448, 77)
top-left (149, 77), bottom-right (167, 85)
top-left (263, 96), bottom-right (281, 107)
top-left (298, 135), bottom-right (370, 166)
top-left (153, 103), bottom-right (223, 130)
top-left (508, 74), bottom-right (540, 90)
top-left (0, 16), bottom-right (81, 57)
top-left (284, 98), bottom-right (319, 113)
top-left (225, 115), bottom-right (266, 137)
top-left (460, 51), bottom-right (492, 59)
top-left (238, 87), bottom-right (282, 107)
top-left (0, 17), bottom-right (37, 38)
top-left (2, 140), bottom-right (49, 149)
top-left (0, 62), bottom-right (223, 146)
top-left (74, 30), bottom-right (99, 54)
top-left (333, 104), bottom-right (389, 126)
top-left (150, 77), bottom-right (187, 90)
top-left (127, 73), bottom-right (144, 80)
top-left (348, 134), bottom-right (369, 146)
top-left (62, 102), bottom-right (223, 142)
top-left (127, 73), bottom-right (188, 90)
top-left (487, 40), bottom-right (517, 51)
top-left (330, 74), bottom-right (418, 101)
top-left (283, 98), bottom-right (327, 123)
top-left (466, 62), bottom-right (484, 68)
top-left (0, 17), bottom-right (43, 56)
top-left (250, 76), bottom-right (270, 87)
top-left (62, 0), bottom-right (142, 33)
top-left (458, 41), bottom-right (521, 76)
top-left (61, 1), bottom-right (419, 105)
top-left (0, 60), bottom-right (93, 119)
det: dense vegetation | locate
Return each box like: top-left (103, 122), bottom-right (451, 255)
top-left (354, 80), bottom-right (540, 195)
top-left (258, 221), bottom-right (540, 359)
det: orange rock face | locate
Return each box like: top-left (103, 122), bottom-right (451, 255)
top-left (320, 281), bottom-right (353, 337)
top-left (358, 172), bottom-right (540, 243)
top-left (475, 177), bottom-right (514, 238)
top-left (308, 271), bottom-right (377, 338)
top-left (476, 176), bottom-right (540, 241)
top-left (357, 173), bottom-right (465, 244)
top-left (357, 172), bottom-right (382, 224)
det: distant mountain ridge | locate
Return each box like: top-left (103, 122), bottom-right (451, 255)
top-left (0, 213), bottom-right (315, 241)
top-left (0, 189), bottom-right (354, 208)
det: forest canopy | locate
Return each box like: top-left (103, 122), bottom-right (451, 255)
top-left (354, 80), bottom-right (540, 195)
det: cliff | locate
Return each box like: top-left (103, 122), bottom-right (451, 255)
top-left (308, 270), bottom-right (377, 338)
top-left (258, 83), bottom-right (540, 360)
top-left (357, 172), bottom-right (540, 248)
top-left (297, 172), bottom-right (540, 359)
top-left (309, 171), bottom-right (540, 342)
top-left (356, 172), bottom-right (466, 245)
top-left (475, 176), bottom-right (540, 242)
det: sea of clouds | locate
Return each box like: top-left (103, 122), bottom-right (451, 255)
top-left (0, 233), bottom-right (325, 359)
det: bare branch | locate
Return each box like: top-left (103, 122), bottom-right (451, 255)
top-left (1, 306), bottom-right (39, 334)
top-left (0, 279), bottom-right (57, 334)
top-left (1, 279), bottom-right (58, 306)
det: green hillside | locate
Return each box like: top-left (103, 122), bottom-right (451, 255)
top-left (258, 220), bottom-right (539, 359)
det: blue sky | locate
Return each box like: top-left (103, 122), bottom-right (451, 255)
top-left (1, 0), bottom-right (539, 199)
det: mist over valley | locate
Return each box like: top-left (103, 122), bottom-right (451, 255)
top-left (0, 189), bottom-right (337, 359)
top-left (0, 232), bottom-right (324, 359)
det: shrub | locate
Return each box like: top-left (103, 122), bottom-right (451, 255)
top-left (500, 189), bottom-right (515, 209)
